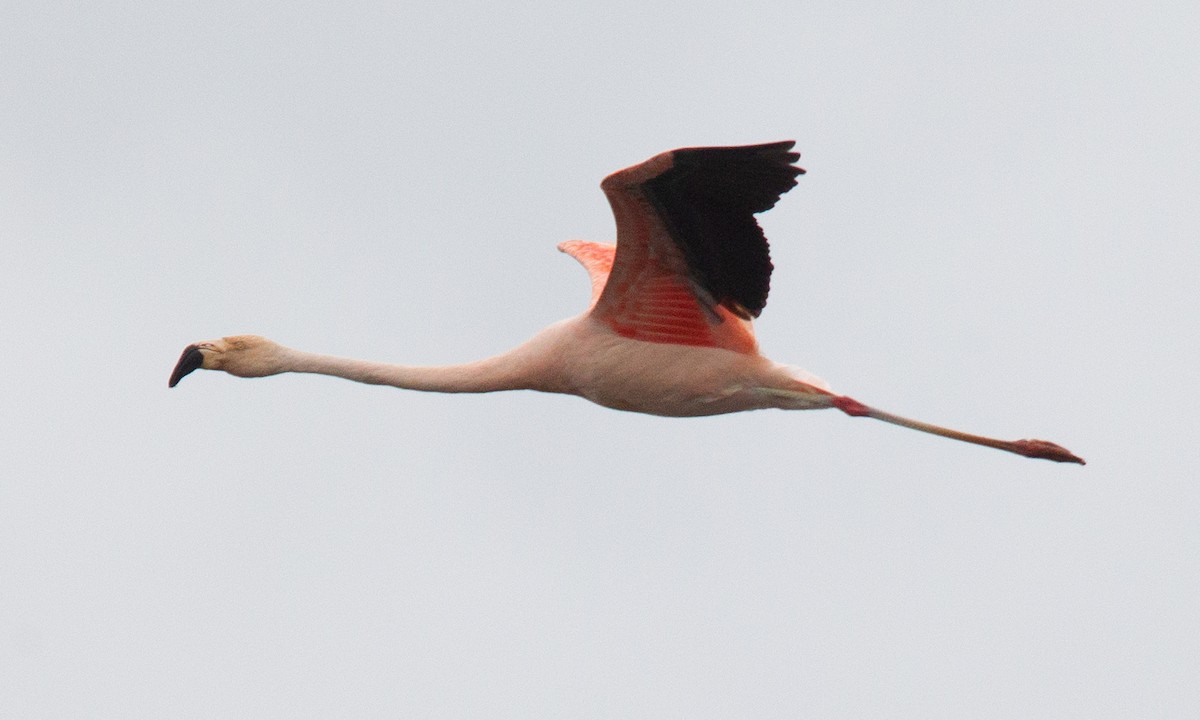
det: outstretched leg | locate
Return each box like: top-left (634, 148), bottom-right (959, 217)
top-left (832, 396), bottom-right (1085, 464)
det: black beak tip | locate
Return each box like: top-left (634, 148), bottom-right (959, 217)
top-left (169, 345), bottom-right (205, 388)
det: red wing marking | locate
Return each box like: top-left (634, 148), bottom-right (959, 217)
top-left (609, 273), bottom-right (715, 346)
top-left (605, 272), bottom-right (757, 353)
top-left (559, 239), bottom-right (757, 355)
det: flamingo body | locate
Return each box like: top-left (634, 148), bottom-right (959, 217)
top-left (170, 142), bottom-right (1084, 464)
top-left (518, 314), bottom-right (830, 417)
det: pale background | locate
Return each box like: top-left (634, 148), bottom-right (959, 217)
top-left (3, 1), bottom-right (1197, 717)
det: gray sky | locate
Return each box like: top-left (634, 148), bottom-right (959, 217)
top-left (3, 1), bottom-right (1197, 717)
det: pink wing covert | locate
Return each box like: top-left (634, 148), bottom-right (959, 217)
top-left (559, 238), bottom-right (758, 354)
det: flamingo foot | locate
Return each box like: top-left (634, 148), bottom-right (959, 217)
top-left (1009, 439), bottom-right (1086, 465)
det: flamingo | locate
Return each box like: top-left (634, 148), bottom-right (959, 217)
top-left (169, 142), bottom-right (1083, 464)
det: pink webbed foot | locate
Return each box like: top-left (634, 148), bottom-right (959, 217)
top-left (1009, 439), bottom-right (1086, 465)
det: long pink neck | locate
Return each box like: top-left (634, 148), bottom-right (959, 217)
top-left (279, 347), bottom-right (543, 394)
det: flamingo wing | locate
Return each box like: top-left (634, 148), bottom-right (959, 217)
top-left (589, 141), bottom-right (803, 355)
top-left (557, 240), bottom-right (615, 310)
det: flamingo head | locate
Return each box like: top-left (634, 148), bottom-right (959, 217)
top-left (168, 335), bottom-right (285, 387)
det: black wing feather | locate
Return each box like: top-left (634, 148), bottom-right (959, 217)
top-left (640, 141), bottom-right (803, 318)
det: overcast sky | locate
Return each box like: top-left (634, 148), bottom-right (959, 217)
top-left (3, 1), bottom-right (1197, 717)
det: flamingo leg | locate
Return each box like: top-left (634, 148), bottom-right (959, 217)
top-left (833, 396), bottom-right (1085, 464)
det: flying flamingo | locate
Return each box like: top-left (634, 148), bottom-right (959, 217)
top-left (170, 142), bottom-right (1083, 464)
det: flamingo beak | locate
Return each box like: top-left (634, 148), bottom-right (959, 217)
top-left (168, 345), bottom-right (205, 387)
